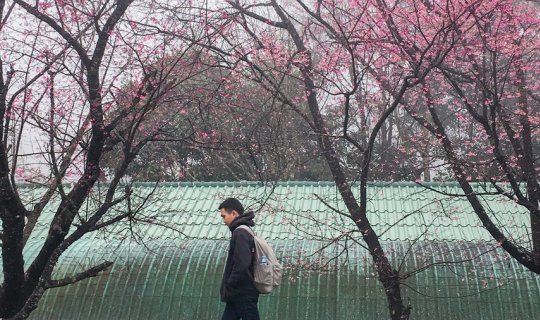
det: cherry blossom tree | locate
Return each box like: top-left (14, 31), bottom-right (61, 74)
top-left (0, 0), bottom-right (209, 318)
top-left (403, 0), bottom-right (540, 273)
top-left (166, 0), bottom-right (521, 318)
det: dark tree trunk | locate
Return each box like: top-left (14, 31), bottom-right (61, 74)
top-left (0, 205), bottom-right (25, 318)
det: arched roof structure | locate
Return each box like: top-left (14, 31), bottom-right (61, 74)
top-left (4, 182), bottom-right (538, 319)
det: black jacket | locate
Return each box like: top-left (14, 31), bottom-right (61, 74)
top-left (220, 211), bottom-right (259, 302)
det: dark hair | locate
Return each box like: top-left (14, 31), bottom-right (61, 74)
top-left (218, 198), bottom-right (245, 215)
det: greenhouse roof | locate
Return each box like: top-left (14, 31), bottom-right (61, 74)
top-left (22, 181), bottom-right (531, 243)
top-left (6, 181), bottom-right (538, 319)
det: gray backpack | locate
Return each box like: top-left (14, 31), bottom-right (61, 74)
top-left (238, 225), bottom-right (282, 294)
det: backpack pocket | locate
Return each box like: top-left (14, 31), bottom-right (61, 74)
top-left (254, 263), bottom-right (274, 293)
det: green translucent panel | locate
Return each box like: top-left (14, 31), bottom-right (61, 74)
top-left (13, 240), bottom-right (538, 320)
top-left (2, 182), bottom-right (536, 319)
top-left (16, 181), bottom-right (530, 243)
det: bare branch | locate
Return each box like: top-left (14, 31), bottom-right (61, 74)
top-left (44, 261), bottom-right (113, 289)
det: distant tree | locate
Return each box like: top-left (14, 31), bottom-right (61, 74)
top-left (102, 52), bottom-right (333, 182)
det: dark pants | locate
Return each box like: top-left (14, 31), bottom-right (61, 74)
top-left (221, 302), bottom-right (260, 320)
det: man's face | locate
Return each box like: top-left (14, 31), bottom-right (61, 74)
top-left (220, 208), bottom-right (239, 226)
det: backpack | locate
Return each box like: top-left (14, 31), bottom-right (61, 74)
top-left (237, 225), bottom-right (282, 294)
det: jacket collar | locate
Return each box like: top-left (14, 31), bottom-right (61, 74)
top-left (228, 211), bottom-right (255, 231)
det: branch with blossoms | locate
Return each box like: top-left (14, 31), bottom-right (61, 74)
top-left (0, 1), bottom-right (220, 318)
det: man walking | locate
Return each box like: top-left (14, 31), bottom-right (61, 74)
top-left (219, 198), bottom-right (260, 320)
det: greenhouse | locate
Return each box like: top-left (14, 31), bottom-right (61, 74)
top-left (9, 182), bottom-right (540, 319)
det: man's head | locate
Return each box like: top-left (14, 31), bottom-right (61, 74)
top-left (218, 198), bottom-right (244, 226)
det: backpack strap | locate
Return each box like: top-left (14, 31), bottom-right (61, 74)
top-left (236, 225), bottom-right (255, 236)
top-left (236, 225), bottom-right (257, 275)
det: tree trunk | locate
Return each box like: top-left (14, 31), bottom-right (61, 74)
top-left (0, 206), bottom-right (26, 318)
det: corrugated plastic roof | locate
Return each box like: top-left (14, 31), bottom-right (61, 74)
top-left (4, 181), bottom-right (538, 319)
top-left (21, 181), bottom-right (531, 244)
